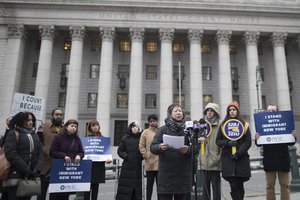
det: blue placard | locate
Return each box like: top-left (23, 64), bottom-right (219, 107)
top-left (80, 136), bottom-right (112, 161)
top-left (254, 110), bottom-right (295, 145)
top-left (49, 159), bottom-right (92, 193)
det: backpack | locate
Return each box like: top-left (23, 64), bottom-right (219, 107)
top-left (0, 131), bottom-right (19, 180)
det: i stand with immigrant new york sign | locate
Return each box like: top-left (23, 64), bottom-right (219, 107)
top-left (222, 119), bottom-right (246, 154)
top-left (254, 110), bottom-right (295, 145)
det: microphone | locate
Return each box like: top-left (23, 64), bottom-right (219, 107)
top-left (185, 115), bottom-right (193, 130)
top-left (193, 118), bottom-right (207, 136)
top-left (199, 118), bottom-right (206, 125)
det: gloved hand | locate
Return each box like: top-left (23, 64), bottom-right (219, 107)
top-left (27, 170), bottom-right (40, 180)
top-left (231, 153), bottom-right (240, 160)
top-left (227, 140), bottom-right (237, 147)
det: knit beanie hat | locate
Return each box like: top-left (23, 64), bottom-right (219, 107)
top-left (227, 101), bottom-right (240, 112)
top-left (203, 103), bottom-right (220, 117)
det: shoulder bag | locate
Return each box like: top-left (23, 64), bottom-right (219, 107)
top-left (0, 131), bottom-right (19, 180)
top-left (16, 178), bottom-right (41, 197)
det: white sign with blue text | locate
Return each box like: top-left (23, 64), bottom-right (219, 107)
top-left (254, 111), bottom-right (295, 145)
top-left (81, 136), bottom-right (112, 161)
top-left (49, 159), bottom-right (92, 193)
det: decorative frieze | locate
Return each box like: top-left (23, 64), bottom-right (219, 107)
top-left (187, 29), bottom-right (204, 43)
top-left (69, 26), bottom-right (86, 41)
top-left (129, 27), bottom-right (145, 42)
top-left (100, 27), bottom-right (116, 41)
top-left (159, 28), bottom-right (174, 42)
top-left (39, 25), bottom-right (55, 41)
top-left (7, 24), bottom-right (26, 39)
top-left (244, 31), bottom-right (260, 46)
top-left (271, 32), bottom-right (287, 47)
top-left (0, 8), bottom-right (16, 17)
top-left (216, 30), bottom-right (232, 45)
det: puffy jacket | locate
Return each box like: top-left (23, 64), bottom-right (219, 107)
top-left (116, 132), bottom-right (143, 200)
top-left (5, 129), bottom-right (43, 178)
top-left (150, 125), bottom-right (192, 194)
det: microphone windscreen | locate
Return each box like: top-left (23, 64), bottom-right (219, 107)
top-left (185, 115), bottom-right (192, 121)
top-left (199, 118), bottom-right (206, 124)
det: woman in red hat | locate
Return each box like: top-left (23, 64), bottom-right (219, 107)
top-left (216, 101), bottom-right (251, 200)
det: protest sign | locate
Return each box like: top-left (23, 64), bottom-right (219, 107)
top-left (81, 136), bottom-right (112, 161)
top-left (222, 119), bottom-right (245, 141)
top-left (10, 92), bottom-right (45, 121)
top-left (254, 110), bottom-right (295, 145)
top-left (49, 159), bottom-right (92, 193)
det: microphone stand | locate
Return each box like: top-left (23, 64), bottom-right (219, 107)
top-left (188, 128), bottom-right (198, 200)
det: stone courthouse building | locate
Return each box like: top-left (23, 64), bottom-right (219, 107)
top-left (0, 0), bottom-right (300, 146)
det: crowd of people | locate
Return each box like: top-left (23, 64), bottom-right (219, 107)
top-left (0, 101), bottom-right (297, 200)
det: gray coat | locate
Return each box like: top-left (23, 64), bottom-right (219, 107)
top-left (150, 125), bottom-right (192, 194)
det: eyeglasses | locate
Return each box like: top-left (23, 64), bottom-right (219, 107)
top-left (54, 113), bottom-right (63, 116)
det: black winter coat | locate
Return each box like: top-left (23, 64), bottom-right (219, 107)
top-left (4, 129), bottom-right (43, 179)
top-left (150, 125), bottom-right (192, 194)
top-left (116, 132), bottom-right (143, 200)
top-left (216, 124), bottom-right (251, 180)
top-left (262, 143), bottom-right (294, 172)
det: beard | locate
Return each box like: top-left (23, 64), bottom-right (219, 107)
top-left (51, 118), bottom-right (62, 126)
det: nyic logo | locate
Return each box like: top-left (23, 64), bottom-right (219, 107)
top-left (60, 184), bottom-right (77, 191)
top-left (266, 136), bottom-right (285, 143)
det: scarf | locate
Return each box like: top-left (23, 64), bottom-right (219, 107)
top-left (164, 115), bottom-right (185, 135)
top-left (17, 126), bottom-right (35, 135)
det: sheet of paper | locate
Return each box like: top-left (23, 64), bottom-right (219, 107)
top-left (163, 134), bottom-right (184, 149)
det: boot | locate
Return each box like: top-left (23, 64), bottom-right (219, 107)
top-left (237, 190), bottom-right (245, 200)
top-left (230, 192), bottom-right (241, 200)
top-left (231, 191), bottom-right (245, 200)
top-left (230, 192), bottom-right (236, 200)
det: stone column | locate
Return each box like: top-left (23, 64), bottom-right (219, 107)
top-left (188, 29), bottom-right (204, 120)
top-left (64, 26), bottom-right (85, 120)
top-left (0, 24), bottom-right (26, 131)
top-left (159, 28), bottom-right (174, 125)
top-left (128, 27), bottom-right (145, 124)
top-left (244, 31), bottom-right (260, 136)
top-left (271, 32), bottom-right (291, 110)
top-left (96, 27), bottom-right (115, 136)
top-left (35, 25), bottom-right (55, 121)
top-left (216, 30), bottom-right (232, 118)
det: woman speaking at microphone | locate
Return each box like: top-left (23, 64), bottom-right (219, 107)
top-left (150, 103), bottom-right (192, 200)
top-left (216, 101), bottom-right (251, 200)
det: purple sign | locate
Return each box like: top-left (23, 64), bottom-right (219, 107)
top-left (198, 119), bottom-right (212, 137)
top-left (222, 119), bottom-right (244, 140)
